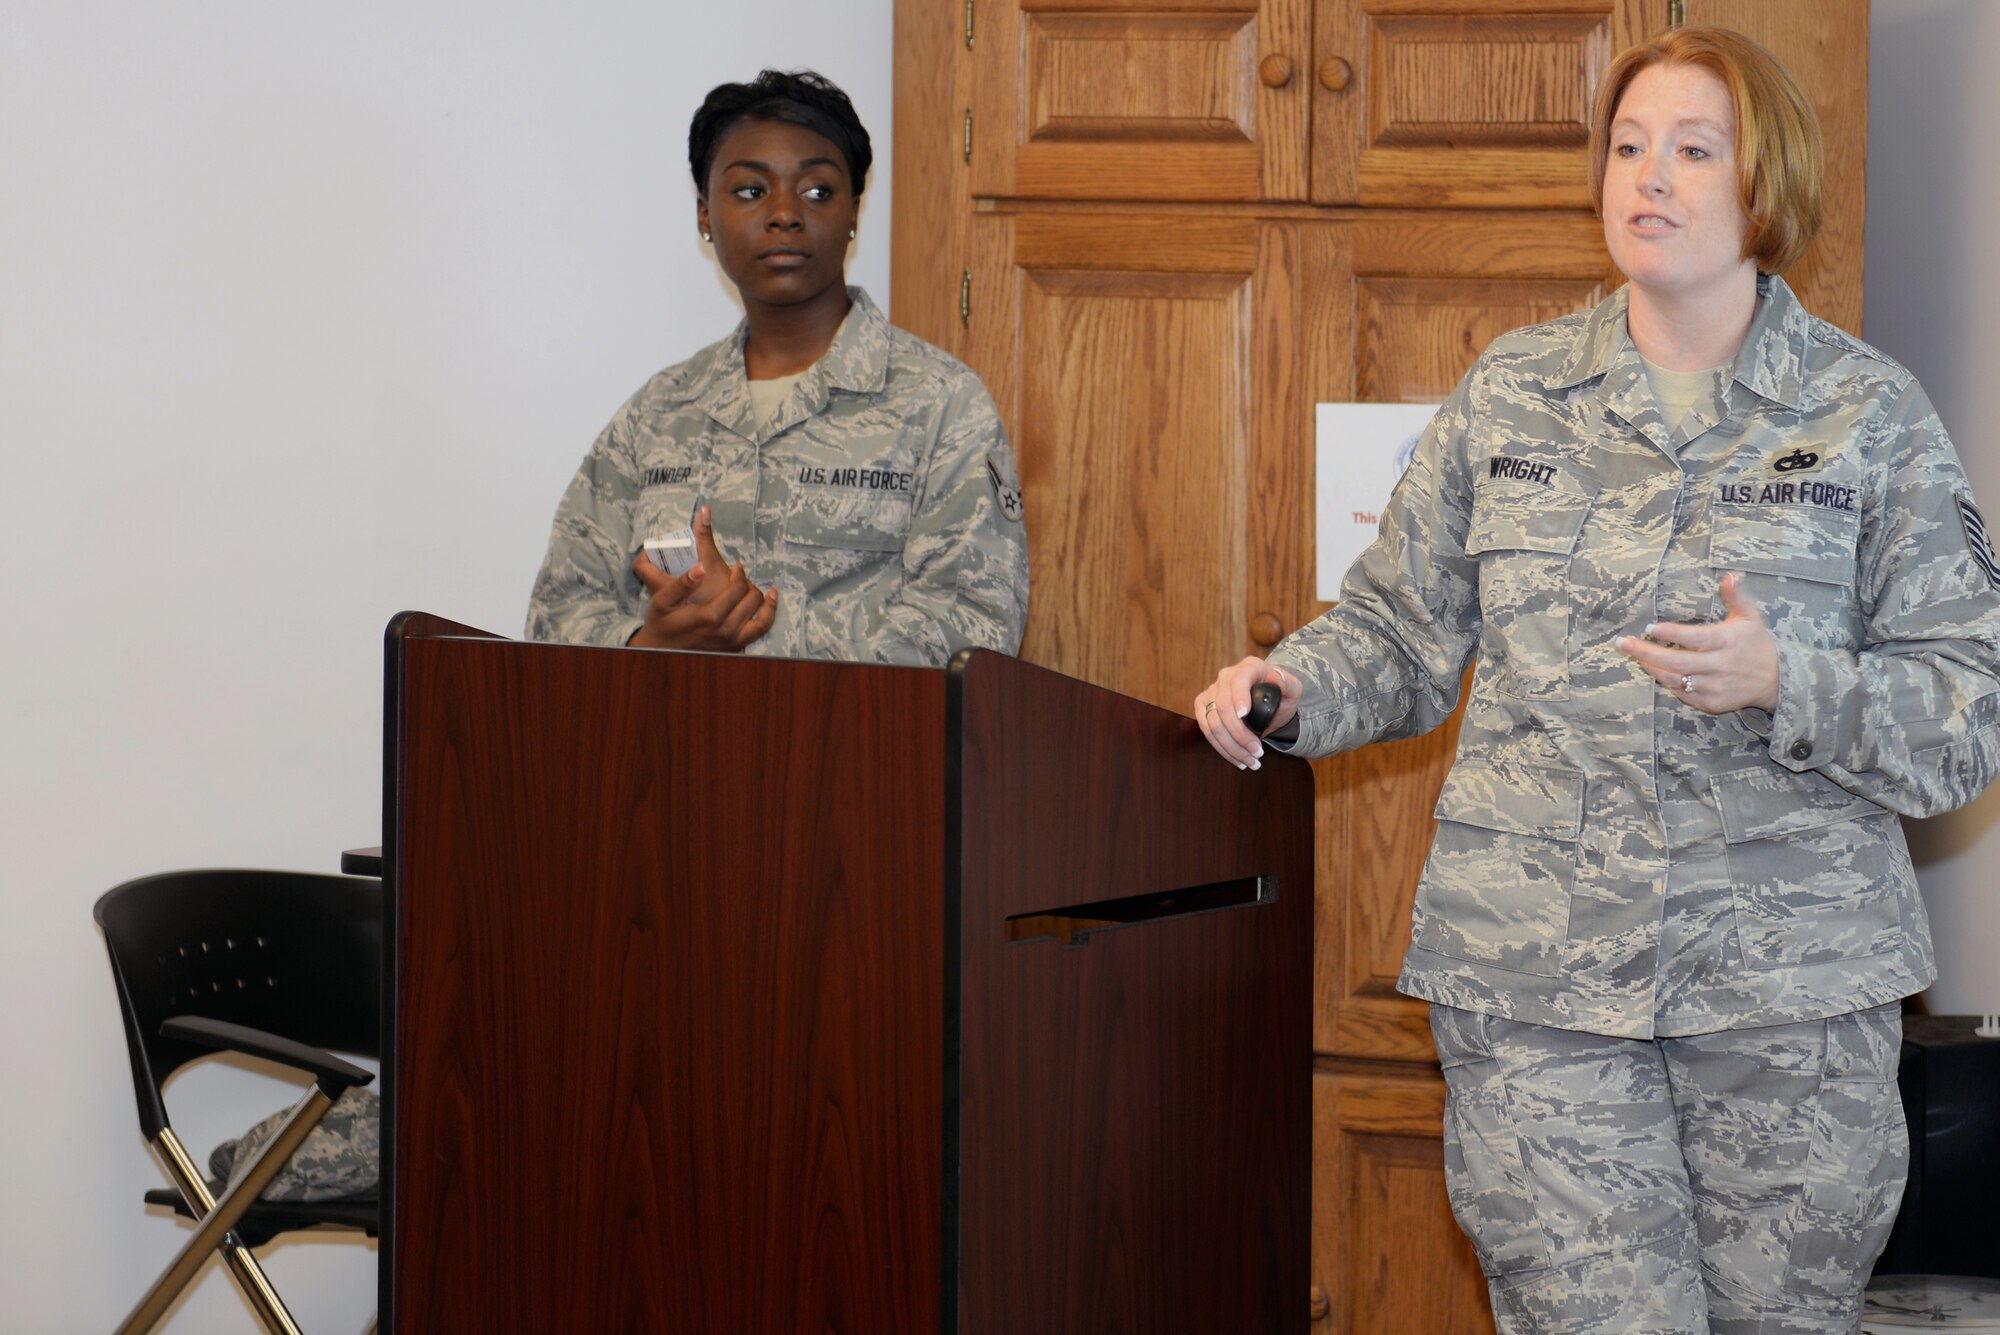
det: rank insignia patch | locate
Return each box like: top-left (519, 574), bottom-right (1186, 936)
top-left (1960, 496), bottom-right (2000, 588)
top-left (987, 458), bottom-right (1024, 522)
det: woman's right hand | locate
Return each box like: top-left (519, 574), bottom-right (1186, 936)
top-left (1194, 656), bottom-right (1302, 770)
top-left (628, 506), bottom-right (779, 651)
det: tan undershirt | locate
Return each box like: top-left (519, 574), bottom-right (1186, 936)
top-left (1642, 356), bottom-right (1723, 441)
top-left (747, 370), bottom-right (808, 428)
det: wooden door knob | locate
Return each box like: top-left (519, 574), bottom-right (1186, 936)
top-left (1258, 54), bottom-right (1295, 89)
top-left (1318, 56), bottom-right (1354, 92)
top-left (1250, 612), bottom-right (1284, 647)
top-left (1309, 1284), bottom-right (1330, 1320)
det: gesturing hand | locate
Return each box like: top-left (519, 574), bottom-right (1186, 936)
top-left (1194, 656), bottom-right (1303, 770)
top-left (628, 505), bottom-right (778, 652)
top-left (1617, 572), bottom-right (1779, 714)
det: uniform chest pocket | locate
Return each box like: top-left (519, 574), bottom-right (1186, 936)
top-left (1708, 504), bottom-right (1860, 640)
top-left (1708, 505), bottom-right (1859, 582)
top-left (635, 482), bottom-right (704, 544)
top-left (784, 489), bottom-right (914, 579)
top-left (1464, 483), bottom-right (1593, 701)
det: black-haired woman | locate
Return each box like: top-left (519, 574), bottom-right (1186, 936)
top-left (528, 70), bottom-right (1029, 664)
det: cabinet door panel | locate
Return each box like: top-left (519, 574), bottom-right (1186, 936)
top-left (1303, 216), bottom-right (1615, 1062)
top-left (1313, 0), bottom-right (1659, 206)
top-left (1357, 276), bottom-right (1607, 402)
top-left (975, 0), bottom-right (1310, 201)
top-left (1314, 1066), bottom-right (1492, 1332)
top-left (968, 215), bottom-right (1300, 715)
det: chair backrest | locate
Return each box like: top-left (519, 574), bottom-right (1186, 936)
top-left (94, 869), bottom-right (383, 1141)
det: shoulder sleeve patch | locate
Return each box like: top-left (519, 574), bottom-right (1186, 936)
top-left (1959, 495), bottom-right (2000, 588)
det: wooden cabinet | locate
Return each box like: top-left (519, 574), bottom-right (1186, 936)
top-left (1314, 1063), bottom-right (1490, 1331)
top-left (1311, 0), bottom-right (1657, 206)
top-left (963, 212), bottom-right (1304, 712)
top-left (895, 3), bottom-right (1869, 1329)
top-left (970, 0), bottom-right (1311, 201)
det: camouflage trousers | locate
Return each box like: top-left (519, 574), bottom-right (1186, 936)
top-left (1431, 1002), bottom-right (1907, 1335)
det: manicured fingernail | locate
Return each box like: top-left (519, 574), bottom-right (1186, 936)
top-left (1235, 762), bottom-right (1247, 771)
top-left (1642, 623), bottom-right (1656, 638)
top-left (1249, 758), bottom-right (1262, 771)
top-left (1236, 704), bottom-right (1249, 718)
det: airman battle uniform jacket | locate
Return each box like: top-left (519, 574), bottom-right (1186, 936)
top-left (527, 288), bottom-right (1029, 664)
top-left (1269, 275), bottom-right (2000, 1038)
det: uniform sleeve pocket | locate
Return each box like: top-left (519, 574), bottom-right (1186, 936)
top-left (1464, 484), bottom-right (1592, 557)
top-left (785, 490), bottom-right (912, 553)
top-left (1711, 766), bottom-right (1883, 842)
top-left (1709, 506), bottom-right (1859, 585)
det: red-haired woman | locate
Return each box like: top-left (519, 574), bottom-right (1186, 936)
top-left (1198, 27), bottom-right (2000, 1334)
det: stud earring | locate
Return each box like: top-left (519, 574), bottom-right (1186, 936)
top-left (848, 227), bottom-right (856, 239)
top-left (702, 231), bottom-right (712, 242)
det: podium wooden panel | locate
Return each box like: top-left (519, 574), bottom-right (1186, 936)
top-left (380, 614), bottom-right (1310, 1332)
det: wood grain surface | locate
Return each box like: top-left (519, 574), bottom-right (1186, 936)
top-left (391, 639), bottom-right (945, 1332)
top-left (953, 650), bottom-right (1312, 1333)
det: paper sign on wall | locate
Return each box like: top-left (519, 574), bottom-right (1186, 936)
top-left (1315, 402), bottom-right (1439, 602)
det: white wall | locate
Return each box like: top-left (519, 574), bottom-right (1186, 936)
top-left (0, 3), bottom-right (889, 1330)
top-left (1867, 0), bottom-right (2000, 1017)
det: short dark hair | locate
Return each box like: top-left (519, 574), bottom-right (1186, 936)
top-left (688, 69), bottom-right (873, 199)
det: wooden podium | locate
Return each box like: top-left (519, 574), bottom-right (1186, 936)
top-left (380, 613), bottom-right (1311, 1333)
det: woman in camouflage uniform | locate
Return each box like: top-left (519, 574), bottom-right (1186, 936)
top-left (1198, 28), bottom-right (2000, 1335)
top-left (528, 70), bottom-right (1029, 664)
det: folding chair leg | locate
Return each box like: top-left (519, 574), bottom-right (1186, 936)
top-left (150, 1128), bottom-right (304, 1335)
top-left (116, 1089), bottom-right (336, 1335)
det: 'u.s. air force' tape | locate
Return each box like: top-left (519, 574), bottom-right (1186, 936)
top-left (1959, 495), bottom-right (2000, 589)
top-left (642, 528), bottom-right (698, 578)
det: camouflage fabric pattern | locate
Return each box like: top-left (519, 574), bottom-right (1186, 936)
top-left (1432, 1002), bottom-right (1905, 1334)
top-left (1268, 274), bottom-right (2000, 1037)
top-left (526, 287), bottom-right (1029, 664)
top-left (208, 1086), bottom-right (379, 1203)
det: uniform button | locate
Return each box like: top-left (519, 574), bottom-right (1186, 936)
top-left (1789, 739), bottom-right (1813, 761)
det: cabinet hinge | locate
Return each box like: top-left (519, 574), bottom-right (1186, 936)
top-left (965, 0), bottom-right (975, 49)
top-left (963, 107), bottom-right (973, 165)
top-left (960, 269), bottom-right (972, 328)
top-left (1668, 0), bottom-right (1686, 26)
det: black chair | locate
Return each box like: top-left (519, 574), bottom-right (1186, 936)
top-left (95, 869), bottom-right (382, 1335)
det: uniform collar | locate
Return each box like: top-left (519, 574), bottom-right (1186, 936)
top-left (1726, 273), bottom-right (1809, 411)
top-left (1549, 273), bottom-right (1808, 413)
top-left (667, 286), bottom-right (889, 441)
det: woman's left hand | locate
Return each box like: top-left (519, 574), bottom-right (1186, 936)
top-left (1617, 572), bottom-right (1780, 714)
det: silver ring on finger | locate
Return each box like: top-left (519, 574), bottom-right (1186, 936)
top-left (1681, 673), bottom-right (1695, 694)
top-left (1204, 700), bottom-right (1218, 716)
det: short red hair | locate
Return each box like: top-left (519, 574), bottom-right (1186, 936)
top-left (1588, 26), bottom-right (1823, 275)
